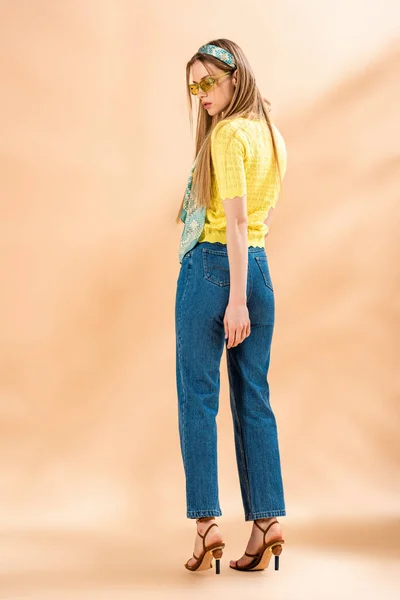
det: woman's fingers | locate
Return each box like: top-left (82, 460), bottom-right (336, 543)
top-left (226, 322), bottom-right (250, 348)
top-left (227, 326), bottom-right (236, 349)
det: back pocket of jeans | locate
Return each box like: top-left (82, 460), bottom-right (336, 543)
top-left (255, 256), bottom-right (273, 291)
top-left (202, 248), bottom-right (230, 287)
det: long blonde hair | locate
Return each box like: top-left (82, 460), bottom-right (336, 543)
top-left (175, 38), bottom-right (283, 224)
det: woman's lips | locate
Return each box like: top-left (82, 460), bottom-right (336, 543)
top-left (203, 103), bottom-right (212, 108)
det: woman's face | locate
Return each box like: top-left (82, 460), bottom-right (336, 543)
top-left (190, 60), bottom-right (237, 117)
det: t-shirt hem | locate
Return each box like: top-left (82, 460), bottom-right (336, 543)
top-left (198, 228), bottom-right (265, 247)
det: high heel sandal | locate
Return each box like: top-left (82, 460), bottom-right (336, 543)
top-left (230, 518), bottom-right (285, 572)
top-left (184, 517), bottom-right (225, 574)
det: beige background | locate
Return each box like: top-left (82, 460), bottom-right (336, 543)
top-left (0, 1), bottom-right (399, 598)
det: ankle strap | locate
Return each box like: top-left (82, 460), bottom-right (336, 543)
top-left (254, 518), bottom-right (278, 541)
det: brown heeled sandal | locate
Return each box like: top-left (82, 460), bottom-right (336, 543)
top-left (230, 518), bottom-right (285, 572)
top-left (184, 517), bottom-right (225, 574)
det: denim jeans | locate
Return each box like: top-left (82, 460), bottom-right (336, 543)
top-left (175, 241), bottom-right (286, 521)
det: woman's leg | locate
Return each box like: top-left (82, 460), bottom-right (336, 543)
top-left (175, 243), bottom-right (228, 519)
top-left (226, 250), bottom-right (286, 521)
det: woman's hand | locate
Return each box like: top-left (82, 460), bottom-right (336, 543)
top-left (224, 302), bottom-right (251, 348)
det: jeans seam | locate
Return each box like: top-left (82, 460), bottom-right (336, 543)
top-left (245, 509), bottom-right (286, 520)
top-left (227, 357), bottom-right (254, 516)
top-left (187, 509), bottom-right (222, 513)
top-left (177, 256), bottom-right (192, 468)
top-left (255, 256), bottom-right (274, 292)
top-left (187, 509), bottom-right (223, 518)
top-left (247, 263), bottom-right (253, 304)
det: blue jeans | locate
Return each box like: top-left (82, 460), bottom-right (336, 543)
top-left (175, 241), bottom-right (286, 521)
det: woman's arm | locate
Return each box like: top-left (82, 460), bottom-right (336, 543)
top-left (225, 203), bottom-right (274, 303)
top-left (224, 195), bottom-right (248, 305)
top-left (211, 124), bottom-right (250, 348)
top-left (223, 194), bottom-right (251, 348)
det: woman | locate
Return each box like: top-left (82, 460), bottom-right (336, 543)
top-left (175, 39), bottom-right (287, 574)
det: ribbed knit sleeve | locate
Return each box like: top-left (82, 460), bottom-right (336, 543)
top-left (211, 121), bottom-right (247, 201)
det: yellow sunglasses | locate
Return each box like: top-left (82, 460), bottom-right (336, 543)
top-left (189, 71), bottom-right (231, 95)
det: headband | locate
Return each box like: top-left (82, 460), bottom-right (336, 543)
top-left (198, 44), bottom-right (236, 68)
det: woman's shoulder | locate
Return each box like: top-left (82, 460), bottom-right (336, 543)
top-left (210, 116), bottom-right (286, 153)
top-left (213, 115), bottom-right (282, 136)
top-left (211, 117), bottom-right (248, 149)
top-left (212, 116), bottom-right (243, 135)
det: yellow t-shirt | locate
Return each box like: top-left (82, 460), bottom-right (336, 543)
top-left (198, 116), bottom-right (287, 246)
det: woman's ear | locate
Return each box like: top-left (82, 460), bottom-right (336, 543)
top-left (233, 69), bottom-right (238, 86)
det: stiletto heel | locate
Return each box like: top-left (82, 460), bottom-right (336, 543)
top-left (212, 548), bottom-right (223, 574)
top-left (184, 517), bottom-right (225, 573)
top-left (272, 542), bottom-right (282, 570)
top-left (230, 518), bottom-right (285, 572)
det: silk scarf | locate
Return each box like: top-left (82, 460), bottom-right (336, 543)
top-left (178, 152), bottom-right (206, 264)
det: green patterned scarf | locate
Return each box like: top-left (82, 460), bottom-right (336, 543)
top-left (178, 153), bottom-right (206, 263)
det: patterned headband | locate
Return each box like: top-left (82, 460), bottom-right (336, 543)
top-left (198, 44), bottom-right (236, 68)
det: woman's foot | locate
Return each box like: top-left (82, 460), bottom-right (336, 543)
top-left (229, 517), bottom-right (283, 569)
top-left (186, 517), bottom-right (224, 569)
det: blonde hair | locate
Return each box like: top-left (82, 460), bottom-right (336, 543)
top-left (176, 38), bottom-right (283, 224)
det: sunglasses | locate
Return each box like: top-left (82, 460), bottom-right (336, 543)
top-left (189, 71), bottom-right (231, 95)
